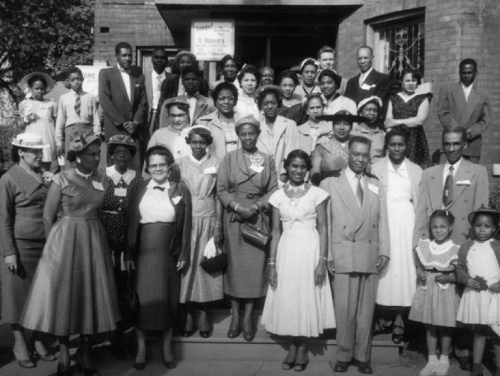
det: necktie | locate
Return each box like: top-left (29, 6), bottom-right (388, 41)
top-left (74, 92), bottom-right (81, 117)
top-left (153, 186), bottom-right (165, 192)
top-left (443, 165), bottom-right (454, 207)
top-left (157, 75), bottom-right (163, 91)
top-left (356, 174), bottom-right (364, 208)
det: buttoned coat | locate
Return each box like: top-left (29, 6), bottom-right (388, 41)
top-left (437, 83), bottom-right (491, 159)
top-left (319, 169), bottom-right (390, 274)
top-left (344, 69), bottom-right (394, 106)
top-left (413, 159), bottom-right (489, 248)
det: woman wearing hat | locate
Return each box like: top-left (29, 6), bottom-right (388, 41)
top-left (310, 110), bottom-right (362, 185)
top-left (217, 115), bottom-right (278, 341)
top-left (234, 65), bottom-right (261, 120)
top-left (318, 69), bottom-right (357, 116)
top-left (99, 135), bottom-right (143, 358)
top-left (18, 72), bottom-right (57, 171)
top-left (125, 144), bottom-right (192, 370)
top-left (0, 134), bottom-right (55, 368)
top-left (255, 85), bottom-right (299, 184)
top-left (20, 134), bottom-right (120, 376)
top-left (177, 126), bottom-right (224, 338)
top-left (212, 55), bottom-right (239, 88)
top-left (294, 58), bottom-right (321, 99)
top-left (351, 96), bottom-right (386, 164)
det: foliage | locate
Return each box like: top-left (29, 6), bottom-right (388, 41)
top-left (0, 0), bottom-right (94, 103)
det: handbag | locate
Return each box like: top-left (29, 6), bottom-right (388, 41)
top-left (241, 208), bottom-right (272, 248)
top-left (200, 251), bottom-right (228, 274)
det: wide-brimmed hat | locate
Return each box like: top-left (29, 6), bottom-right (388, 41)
top-left (68, 134), bottom-right (101, 153)
top-left (235, 115), bottom-right (260, 130)
top-left (317, 110), bottom-right (369, 124)
top-left (11, 133), bottom-right (48, 149)
top-left (163, 97), bottom-right (190, 110)
top-left (174, 51), bottom-right (197, 66)
top-left (19, 72), bottom-right (54, 93)
top-left (357, 96), bottom-right (383, 112)
top-left (468, 205), bottom-right (500, 225)
top-left (255, 84), bottom-right (283, 102)
top-left (107, 134), bottom-right (136, 148)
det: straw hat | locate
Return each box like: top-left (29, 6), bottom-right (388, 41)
top-left (19, 72), bottom-right (54, 93)
top-left (11, 133), bottom-right (48, 149)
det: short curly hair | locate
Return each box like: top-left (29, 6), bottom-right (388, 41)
top-left (211, 81), bottom-right (239, 104)
top-left (283, 149), bottom-right (312, 171)
top-left (185, 127), bottom-right (213, 146)
top-left (318, 69), bottom-right (341, 88)
top-left (256, 86), bottom-right (283, 110)
top-left (237, 65), bottom-right (261, 86)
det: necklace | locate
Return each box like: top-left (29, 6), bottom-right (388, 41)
top-left (75, 168), bottom-right (92, 179)
top-left (243, 151), bottom-right (264, 168)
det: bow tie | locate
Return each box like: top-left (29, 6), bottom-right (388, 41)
top-left (187, 92), bottom-right (200, 99)
top-left (153, 186), bottom-right (165, 191)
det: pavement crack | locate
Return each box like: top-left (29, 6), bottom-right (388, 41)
top-left (251, 361), bottom-right (265, 376)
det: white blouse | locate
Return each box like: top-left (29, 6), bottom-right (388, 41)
top-left (139, 180), bottom-right (176, 224)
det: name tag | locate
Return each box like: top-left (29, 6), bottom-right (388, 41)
top-left (251, 165), bottom-right (264, 174)
top-left (204, 166), bottom-right (217, 175)
top-left (114, 187), bottom-right (127, 197)
top-left (92, 181), bottom-right (105, 191)
top-left (368, 183), bottom-right (379, 195)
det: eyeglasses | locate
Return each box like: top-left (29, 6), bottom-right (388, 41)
top-left (149, 163), bottom-right (170, 170)
top-left (169, 113), bottom-right (187, 118)
top-left (217, 96), bottom-right (235, 103)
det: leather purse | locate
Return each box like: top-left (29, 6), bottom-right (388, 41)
top-left (200, 251), bottom-right (228, 274)
top-left (241, 208), bottom-right (272, 248)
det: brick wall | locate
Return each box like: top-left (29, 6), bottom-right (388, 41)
top-left (337, 0), bottom-right (500, 194)
top-left (94, 0), bottom-right (173, 65)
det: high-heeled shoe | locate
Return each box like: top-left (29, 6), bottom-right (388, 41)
top-left (227, 328), bottom-right (241, 338)
top-left (294, 359), bottom-right (309, 372)
top-left (37, 351), bottom-right (57, 362)
top-left (199, 330), bottom-right (211, 338)
top-left (16, 358), bottom-right (35, 368)
top-left (133, 361), bottom-right (146, 370)
top-left (243, 329), bottom-right (255, 341)
top-left (181, 329), bottom-right (195, 338)
top-left (163, 357), bottom-right (177, 369)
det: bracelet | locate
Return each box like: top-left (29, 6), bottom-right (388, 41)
top-left (234, 204), bottom-right (240, 212)
top-left (268, 261), bottom-right (276, 265)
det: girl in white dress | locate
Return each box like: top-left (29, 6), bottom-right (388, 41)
top-left (409, 210), bottom-right (460, 376)
top-left (262, 150), bottom-right (336, 372)
top-left (456, 207), bottom-right (500, 376)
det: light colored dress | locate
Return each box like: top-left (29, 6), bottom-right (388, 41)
top-left (457, 239), bottom-right (500, 325)
top-left (178, 154), bottom-right (224, 303)
top-left (376, 160), bottom-right (416, 307)
top-left (261, 186), bottom-right (336, 337)
top-left (409, 239), bottom-right (460, 327)
top-left (19, 99), bottom-right (57, 162)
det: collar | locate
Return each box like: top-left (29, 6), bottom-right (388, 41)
top-left (461, 82), bottom-right (473, 90)
top-left (361, 67), bottom-right (373, 78)
top-left (444, 157), bottom-right (463, 172)
top-left (388, 158), bottom-right (408, 174)
top-left (189, 152), bottom-right (209, 165)
top-left (106, 166), bottom-right (136, 185)
top-left (286, 182), bottom-right (305, 193)
top-left (345, 167), bottom-right (363, 181)
top-left (72, 89), bottom-right (83, 97)
top-left (118, 64), bottom-right (129, 73)
top-left (147, 179), bottom-right (170, 190)
top-left (186, 92), bottom-right (200, 99)
top-left (153, 70), bottom-right (166, 79)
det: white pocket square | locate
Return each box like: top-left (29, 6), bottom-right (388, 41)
top-left (361, 83), bottom-right (376, 90)
top-left (456, 180), bottom-right (471, 186)
top-left (172, 196), bottom-right (182, 205)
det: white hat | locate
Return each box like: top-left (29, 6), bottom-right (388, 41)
top-left (19, 72), bottom-right (55, 93)
top-left (11, 133), bottom-right (48, 149)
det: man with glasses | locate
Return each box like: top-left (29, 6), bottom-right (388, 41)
top-left (320, 135), bottom-right (390, 374)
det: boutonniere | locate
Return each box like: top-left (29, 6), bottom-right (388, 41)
top-left (456, 180), bottom-right (471, 186)
top-left (172, 196), bottom-right (182, 205)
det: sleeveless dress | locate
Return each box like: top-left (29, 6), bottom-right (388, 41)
top-left (178, 154), bottom-right (224, 303)
top-left (20, 169), bottom-right (121, 336)
top-left (409, 239), bottom-right (460, 327)
top-left (261, 186), bottom-right (336, 337)
top-left (389, 93), bottom-right (432, 169)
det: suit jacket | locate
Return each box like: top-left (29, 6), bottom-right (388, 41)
top-left (125, 179), bottom-right (192, 264)
top-left (413, 159), bottom-right (489, 248)
top-left (257, 115), bottom-right (299, 176)
top-left (98, 65), bottom-right (148, 141)
top-left (344, 69), bottom-right (393, 106)
top-left (437, 82), bottom-right (491, 158)
top-left (144, 69), bottom-right (177, 113)
top-left (179, 94), bottom-right (215, 126)
top-left (319, 169), bottom-right (390, 274)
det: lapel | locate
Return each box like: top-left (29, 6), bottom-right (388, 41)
top-left (145, 70), bottom-right (152, 103)
top-left (335, 170), bottom-right (361, 220)
top-left (236, 148), bottom-right (258, 183)
top-left (363, 69), bottom-right (378, 85)
top-left (129, 73), bottom-right (138, 106)
top-left (429, 164), bottom-right (445, 210)
top-left (355, 174), bottom-right (373, 233)
top-left (450, 159), bottom-right (474, 208)
top-left (451, 83), bottom-right (467, 117)
top-left (192, 97), bottom-right (207, 124)
top-left (271, 116), bottom-right (289, 153)
top-left (113, 66), bottom-right (130, 104)
top-left (298, 121), bottom-right (311, 136)
top-left (463, 84), bottom-right (481, 122)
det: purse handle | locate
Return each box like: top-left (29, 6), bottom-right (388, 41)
top-left (257, 207), bottom-right (271, 233)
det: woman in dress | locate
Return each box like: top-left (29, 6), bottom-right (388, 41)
top-left (318, 69), bottom-right (356, 115)
top-left (372, 126), bottom-right (422, 344)
top-left (21, 134), bottom-right (120, 376)
top-left (262, 150), bottom-right (336, 372)
top-left (125, 145), bottom-right (192, 370)
top-left (294, 58), bottom-right (321, 99)
top-left (278, 70), bottom-right (302, 107)
top-left (234, 65), bottom-right (261, 119)
top-left (0, 134), bottom-right (55, 368)
top-left (217, 115), bottom-right (278, 341)
top-left (212, 55), bottom-right (238, 88)
top-left (351, 96), bottom-right (386, 164)
top-left (18, 72), bottom-right (57, 171)
top-left (385, 69), bottom-right (432, 168)
top-left (197, 81), bottom-right (240, 160)
top-left (178, 126), bottom-right (224, 338)
top-left (255, 85), bottom-right (299, 184)
top-left (297, 93), bottom-right (331, 155)
top-left (99, 135), bottom-right (143, 358)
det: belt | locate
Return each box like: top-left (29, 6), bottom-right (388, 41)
top-left (425, 268), bottom-right (453, 275)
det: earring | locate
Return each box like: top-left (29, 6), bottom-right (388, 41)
top-left (76, 157), bottom-right (81, 164)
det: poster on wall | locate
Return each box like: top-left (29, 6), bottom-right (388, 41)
top-left (76, 65), bottom-right (106, 98)
top-left (191, 20), bottom-right (235, 61)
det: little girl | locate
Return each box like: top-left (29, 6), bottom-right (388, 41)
top-left (456, 206), bottom-right (500, 376)
top-left (18, 72), bottom-right (57, 171)
top-left (409, 210), bottom-right (460, 376)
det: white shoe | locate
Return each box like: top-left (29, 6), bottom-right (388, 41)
top-left (435, 360), bottom-right (450, 376)
top-left (420, 361), bottom-right (440, 376)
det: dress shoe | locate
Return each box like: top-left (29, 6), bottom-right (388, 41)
top-left (163, 358), bottom-right (177, 369)
top-left (227, 328), bottom-right (241, 338)
top-left (38, 352), bottom-right (57, 361)
top-left (199, 330), bottom-right (211, 338)
top-left (133, 362), bottom-right (146, 370)
top-left (294, 359), bottom-right (308, 372)
top-left (181, 329), bottom-right (195, 338)
top-left (356, 360), bottom-right (373, 374)
top-left (16, 358), bottom-right (35, 368)
top-left (243, 330), bottom-right (255, 341)
top-left (459, 357), bottom-right (472, 371)
top-left (333, 360), bottom-right (350, 372)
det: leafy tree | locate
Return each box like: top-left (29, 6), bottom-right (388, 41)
top-left (0, 0), bottom-right (94, 103)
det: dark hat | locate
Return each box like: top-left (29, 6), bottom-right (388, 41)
top-left (68, 134), bottom-right (101, 153)
top-left (107, 134), bottom-right (136, 148)
top-left (468, 205), bottom-right (500, 225)
top-left (317, 110), bottom-right (369, 124)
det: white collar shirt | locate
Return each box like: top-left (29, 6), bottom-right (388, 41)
top-left (118, 63), bottom-right (131, 102)
top-left (152, 70), bottom-right (166, 109)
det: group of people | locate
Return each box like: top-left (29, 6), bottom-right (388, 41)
top-left (0, 38), bottom-right (494, 376)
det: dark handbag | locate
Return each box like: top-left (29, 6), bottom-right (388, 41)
top-left (200, 250), bottom-right (228, 274)
top-left (241, 208), bottom-right (272, 247)
top-left (125, 271), bottom-right (139, 318)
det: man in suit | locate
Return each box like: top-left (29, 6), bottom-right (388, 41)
top-left (99, 41), bottom-right (148, 168)
top-left (344, 46), bottom-right (393, 107)
top-left (437, 58), bottom-right (490, 163)
top-left (177, 66), bottom-right (214, 126)
top-left (320, 135), bottom-right (390, 374)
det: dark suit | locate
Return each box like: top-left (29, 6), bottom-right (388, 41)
top-left (344, 69), bottom-right (394, 107)
top-left (437, 83), bottom-right (491, 161)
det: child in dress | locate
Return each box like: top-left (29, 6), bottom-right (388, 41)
top-left (18, 72), bottom-right (57, 171)
top-left (456, 206), bottom-right (500, 376)
top-left (409, 210), bottom-right (460, 376)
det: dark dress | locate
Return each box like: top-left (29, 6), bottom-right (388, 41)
top-left (390, 93), bottom-right (432, 168)
top-left (0, 165), bottom-right (47, 323)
